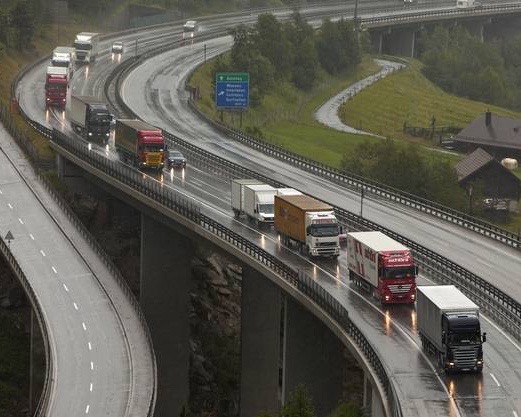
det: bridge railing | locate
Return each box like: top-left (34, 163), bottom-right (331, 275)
top-left (51, 128), bottom-right (401, 417)
top-left (0, 236), bottom-right (52, 416)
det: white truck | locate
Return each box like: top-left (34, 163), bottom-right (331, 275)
top-left (74, 32), bottom-right (100, 64)
top-left (231, 179), bottom-right (277, 225)
top-left (417, 285), bottom-right (486, 373)
top-left (274, 194), bottom-right (340, 258)
top-left (51, 46), bottom-right (75, 77)
top-left (456, 0), bottom-right (481, 7)
top-left (277, 188), bottom-right (302, 196)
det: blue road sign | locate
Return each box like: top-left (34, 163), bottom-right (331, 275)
top-left (215, 72), bottom-right (249, 109)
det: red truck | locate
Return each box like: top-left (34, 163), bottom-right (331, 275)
top-left (347, 231), bottom-right (417, 304)
top-left (45, 66), bottom-right (68, 110)
top-left (114, 119), bottom-right (165, 170)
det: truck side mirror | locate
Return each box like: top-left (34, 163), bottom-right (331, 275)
top-left (482, 332), bottom-right (487, 343)
top-left (415, 266), bottom-right (419, 275)
top-left (441, 331), bottom-right (446, 345)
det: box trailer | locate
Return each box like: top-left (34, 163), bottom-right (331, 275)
top-left (274, 194), bottom-right (340, 258)
top-left (417, 285), bottom-right (486, 373)
top-left (347, 231), bottom-right (417, 304)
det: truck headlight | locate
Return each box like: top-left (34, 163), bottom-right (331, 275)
top-left (88, 132), bottom-right (93, 136)
top-left (385, 295), bottom-right (390, 301)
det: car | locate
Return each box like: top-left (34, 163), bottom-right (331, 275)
top-left (112, 41), bottom-right (123, 54)
top-left (166, 150), bottom-right (186, 169)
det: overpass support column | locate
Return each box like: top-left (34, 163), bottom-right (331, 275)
top-left (56, 153), bottom-right (83, 179)
top-left (282, 297), bottom-right (343, 417)
top-left (140, 214), bottom-right (194, 417)
top-left (240, 267), bottom-right (283, 417)
top-left (363, 373), bottom-right (385, 417)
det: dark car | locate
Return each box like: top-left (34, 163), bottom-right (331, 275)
top-left (167, 150), bottom-right (186, 169)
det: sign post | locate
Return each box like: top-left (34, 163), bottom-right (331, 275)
top-left (215, 72), bottom-right (249, 110)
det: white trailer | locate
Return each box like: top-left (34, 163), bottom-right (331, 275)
top-left (231, 179), bottom-right (262, 217)
top-left (277, 188), bottom-right (302, 196)
top-left (74, 32), bottom-right (100, 64)
top-left (52, 46), bottom-right (75, 76)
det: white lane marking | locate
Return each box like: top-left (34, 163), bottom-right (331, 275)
top-left (63, 283), bottom-right (69, 292)
top-left (88, 342), bottom-right (92, 350)
top-left (490, 373), bottom-right (501, 387)
top-left (18, 218), bottom-right (24, 224)
top-left (40, 250), bottom-right (46, 257)
top-left (0, 189), bottom-right (2, 194)
top-left (82, 322), bottom-right (87, 331)
top-left (73, 302), bottom-right (79, 311)
top-left (52, 266), bottom-right (57, 274)
top-left (29, 234), bottom-right (35, 240)
top-left (8, 203), bottom-right (13, 209)
top-left (513, 411), bottom-right (519, 417)
top-left (85, 404), bottom-right (90, 414)
top-left (90, 361), bottom-right (94, 370)
top-left (89, 383), bottom-right (93, 392)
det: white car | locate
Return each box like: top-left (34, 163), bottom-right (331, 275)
top-left (112, 41), bottom-right (123, 54)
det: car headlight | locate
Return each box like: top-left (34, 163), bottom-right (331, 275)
top-left (88, 132), bottom-right (93, 136)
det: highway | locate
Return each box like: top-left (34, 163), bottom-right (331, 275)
top-left (0, 124), bottom-right (155, 415)
top-left (12, 2), bottom-right (521, 416)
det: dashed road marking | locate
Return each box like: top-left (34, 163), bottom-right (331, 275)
top-left (40, 249), bottom-right (46, 257)
top-left (29, 234), bottom-right (35, 240)
top-left (18, 218), bottom-right (24, 224)
top-left (52, 266), bottom-right (57, 274)
top-left (82, 322), bottom-right (87, 331)
top-left (490, 373), bottom-right (501, 387)
top-left (73, 302), bottom-right (79, 311)
top-left (63, 283), bottom-right (69, 292)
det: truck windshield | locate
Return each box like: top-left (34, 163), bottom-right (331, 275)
top-left (143, 144), bottom-right (164, 152)
top-left (382, 266), bottom-right (415, 279)
top-left (448, 331), bottom-right (481, 344)
top-left (258, 204), bottom-right (274, 214)
top-left (52, 60), bottom-right (69, 67)
top-left (74, 42), bottom-right (92, 50)
top-left (308, 224), bottom-right (339, 237)
top-left (91, 113), bottom-right (111, 123)
top-left (45, 84), bottom-right (66, 91)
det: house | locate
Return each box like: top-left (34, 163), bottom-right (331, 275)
top-left (453, 111), bottom-right (521, 159)
top-left (455, 147), bottom-right (520, 212)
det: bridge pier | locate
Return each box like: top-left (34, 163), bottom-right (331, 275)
top-left (363, 373), bottom-right (385, 417)
top-left (282, 297), bottom-right (344, 417)
top-left (240, 266), bottom-right (282, 417)
top-left (140, 214), bottom-right (193, 417)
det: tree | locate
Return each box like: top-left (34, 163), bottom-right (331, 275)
top-left (10, 0), bottom-right (35, 50)
top-left (281, 385), bottom-right (316, 417)
top-left (328, 402), bottom-right (363, 417)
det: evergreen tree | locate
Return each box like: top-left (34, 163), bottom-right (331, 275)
top-left (10, 0), bottom-right (35, 50)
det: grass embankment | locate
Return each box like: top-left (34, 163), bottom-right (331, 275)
top-left (340, 59), bottom-right (521, 140)
top-left (189, 55), bottom-right (521, 231)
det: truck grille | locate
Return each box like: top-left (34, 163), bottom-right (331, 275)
top-left (387, 284), bottom-right (412, 294)
top-left (146, 153), bottom-right (161, 166)
top-left (453, 346), bottom-right (479, 369)
top-left (316, 241), bottom-right (337, 247)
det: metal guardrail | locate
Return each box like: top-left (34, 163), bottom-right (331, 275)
top-left (50, 127), bottom-right (401, 417)
top-left (0, 234), bottom-right (52, 416)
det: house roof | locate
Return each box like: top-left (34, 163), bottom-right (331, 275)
top-left (454, 148), bottom-right (495, 182)
top-left (454, 113), bottom-right (521, 150)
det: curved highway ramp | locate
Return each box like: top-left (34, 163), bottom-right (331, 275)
top-left (0, 124), bottom-right (156, 415)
